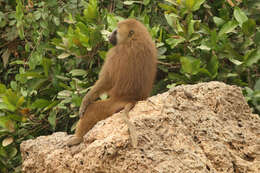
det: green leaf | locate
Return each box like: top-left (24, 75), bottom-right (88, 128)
top-left (34, 11), bottom-right (41, 20)
top-left (29, 52), bottom-right (43, 70)
top-left (254, 78), bottom-right (260, 91)
top-left (254, 32), bottom-right (260, 46)
top-left (0, 103), bottom-right (13, 111)
top-left (168, 72), bottom-right (187, 82)
top-left (218, 20), bottom-right (238, 37)
top-left (42, 58), bottom-right (52, 77)
top-left (76, 22), bottom-right (89, 34)
top-left (242, 19), bottom-right (256, 36)
top-left (0, 19), bottom-right (7, 28)
top-left (234, 7), bottom-right (248, 27)
top-left (213, 17), bottom-right (225, 27)
top-left (70, 121), bottom-right (78, 132)
top-left (69, 69), bottom-right (87, 77)
top-left (226, 73), bottom-right (238, 78)
top-left (10, 60), bottom-right (26, 65)
top-left (210, 29), bottom-right (217, 49)
top-left (189, 33), bottom-right (201, 42)
top-left (165, 14), bottom-right (183, 34)
top-left (29, 78), bottom-right (48, 91)
top-left (123, 1), bottom-right (143, 5)
top-left (16, 96), bottom-right (24, 107)
top-left (19, 72), bottom-right (44, 78)
top-left (165, 0), bottom-right (178, 6)
top-left (10, 81), bottom-right (17, 91)
top-left (0, 84), bottom-right (6, 94)
top-left (83, 0), bottom-right (98, 23)
top-left (197, 44), bottom-right (211, 51)
top-left (229, 58), bottom-right (243, 66)
top-left (99, 93), bottom-right (108, 100)
top-left (25, 42), bottom-right (30, 52)
top-left (31, 99), bottom-right (50, 109)
top-left (164, 13), bottom-right (180, 31)
top-left (143, 0), bottom-right (150, 5)
top-left (2, 49), bottom-right (10, 68)
top-left (52, 16), bottom-right (60, 26)
top-left (77, 33), bottom-right (90, 47)
top-left (41, 11), bottom-right (48, 20)
top-left (98, 51), bottom-right (107, 60)
top-left (40, 20), bottom-right (48, 29)
top-left (16, 0), bottom-right (24, 39)
top-left (191, 0), bottom-right (206, 11)
top-left (8, 147), bottom-right (17, 159)
top-left (2, 93), bottom-right (17, 112)
top-left (244, 87), bottom-right (253, 98)
top-left (43, 101), bottom-right (59, 112)
top-left (58, 90), bottom-right (72, 99)
top-left (0, 117), bottom-right (14, 132)
top-left (158, 3), bottom-right (177, 13)
top-left (197, 68), bottom-right (211, 77)
top-left (107, 14), bottom-right (119, 30)
top-left (166, 37), bottom-right (185, 49)
top-left (71, 94), bottom-right (81, 107)
top-left (0, 11), bottom-right (4, 22)
top-left (64, 13), bottom-right (76, 24)
top-left (58, 53), bottom-right (70, 59)
top-left (2, 137), bottom-right (14, 147)
top-left (48, 111), bottom-right (56, 130)
top-left (180, 56), bottom-right (201, 75)
top-left (8, 114), bottom-right (23, 122)
top-left (55, 75), bottom-right (70, 81)
top-left (244, 49), bottom-right (260, 66)
top-left (207, 55), bottom-right (219, 78)
top-left (185, 0), bottom-right (195, 10)
top-left (188, 19), bottom-right (196, 38)
top-left (0, 147), bottom-right (8, 158)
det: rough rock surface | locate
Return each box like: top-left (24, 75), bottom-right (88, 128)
top-left (21, 82), bottom-right (260, 173)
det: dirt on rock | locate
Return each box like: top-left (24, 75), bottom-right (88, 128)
top-left (21, 82), bottom-right (260, 173)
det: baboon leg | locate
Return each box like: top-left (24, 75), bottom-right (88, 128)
top-left (67, 98), bottom-right (129, 146)
top-left (122, 103), bottom-right (138, 148)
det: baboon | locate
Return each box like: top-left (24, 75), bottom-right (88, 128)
top-left (67, 19), bottom-right (157, 147)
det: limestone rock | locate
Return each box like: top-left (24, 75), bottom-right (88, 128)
top-left (21, 82), bottom-right (260, 173)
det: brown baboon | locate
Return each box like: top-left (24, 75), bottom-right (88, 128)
top-left (67, 19), bottom-right (157, 147)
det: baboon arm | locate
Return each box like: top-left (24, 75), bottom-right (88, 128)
top-left (79, 75), bottom-right (112, 118)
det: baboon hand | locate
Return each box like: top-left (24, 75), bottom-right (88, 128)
top-left (79, 95), bottom-right (92, 118)
top-left (79, 105), bottom-right (86, 118)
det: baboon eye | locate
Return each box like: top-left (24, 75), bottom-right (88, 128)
top-left (128, 30), bottom-right (134, 37)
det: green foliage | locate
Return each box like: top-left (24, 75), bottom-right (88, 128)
top-left (0, 0), bottom-right (259, 172)
top-left (0, 84), bottom-right (25, 172)
top-left (244, 78), bottom-right (260, 113)
top-left (53, 0), bottom-right (103, 58)
top-left (159, 0), bottom-right (259, 93)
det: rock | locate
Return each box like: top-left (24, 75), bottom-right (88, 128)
top-left (21, 82), bottom-right (260, 173)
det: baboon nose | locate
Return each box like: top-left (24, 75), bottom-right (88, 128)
top-left (109, 29), bottom-right (117, 46)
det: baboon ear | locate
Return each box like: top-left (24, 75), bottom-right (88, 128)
top-left (128, 30), bottom-right (134, 37)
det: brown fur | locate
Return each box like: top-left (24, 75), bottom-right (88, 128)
top-left (67, 19), bottom-right (157, 146)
